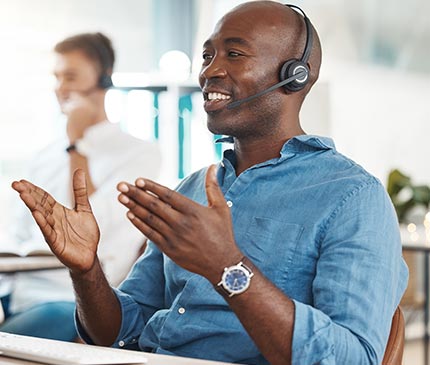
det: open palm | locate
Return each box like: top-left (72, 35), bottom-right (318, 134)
top-left (12, 169), bottom-right (100, 273)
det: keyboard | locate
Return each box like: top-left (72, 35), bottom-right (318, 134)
top-left (0, 332), bottom-right (147, 365)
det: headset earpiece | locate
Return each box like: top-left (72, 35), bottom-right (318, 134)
top-left (278, 4), bottom-right (314, 94)
top-left (279, 59), bottom-right (309, 92)
top-left (226, 4), bottom-right (314, 109)
top-left (98, 73), bottom-right (113, 89)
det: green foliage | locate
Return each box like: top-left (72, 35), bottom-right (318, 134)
top-left (387, 169), bottom-right (430, 223)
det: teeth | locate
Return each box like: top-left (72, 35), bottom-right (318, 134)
top-left (208, 92), bottom-right (231, 101)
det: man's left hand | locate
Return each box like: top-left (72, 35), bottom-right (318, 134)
top-left (117, 165), bottom-right (243, 284)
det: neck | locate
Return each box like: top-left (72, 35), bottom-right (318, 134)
top-left (233, 124), bottom-right (305, 176)
top-left (93, 90), bottom-right (109, 124)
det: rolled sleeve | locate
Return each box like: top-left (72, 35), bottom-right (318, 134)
top-left (76, 242), bottom-right (166, 350)
top-left (292, 180), bottom-right (408, 365)
top-left (110, 287), bottom-right (145, 349)
top-left (292, 301), bottom-right (335, 364)
top-left (75, 288), bottom-right (142, 350)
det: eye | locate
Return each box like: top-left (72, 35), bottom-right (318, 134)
top-left (228, 51), bottom-right (242, 58)
top-left (202, 52), bottom-right (213, 61)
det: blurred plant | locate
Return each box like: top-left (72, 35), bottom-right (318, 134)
top-left (387, 169), bottom-right (430, 223)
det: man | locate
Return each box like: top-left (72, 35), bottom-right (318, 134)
top-left (1, 32), bottom-right (161, 341)
top-left (12, 2), bottom-right (407, 364)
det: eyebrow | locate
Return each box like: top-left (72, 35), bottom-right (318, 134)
top-left (224, 37), bottom-right (252, 48)
top-left (203, 37), bottom-right (252, 49)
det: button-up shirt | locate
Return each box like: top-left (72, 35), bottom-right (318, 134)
top-left (78, 135), bottom-right (408, 365)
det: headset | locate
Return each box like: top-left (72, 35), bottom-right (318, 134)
top-left (89, 33), bottom-right (114, 89)
top-left (280, 4), bottom-right (313, 92)
top-left (227, 4), bottom-right (313, 109)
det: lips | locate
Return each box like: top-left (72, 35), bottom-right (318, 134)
top-left (202, 91), bottom-right (232, 112)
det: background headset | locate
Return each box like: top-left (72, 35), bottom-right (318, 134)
top-left (88, 33), bottom-right (114, 89)
top-left (227, 4), bottom-right (314, 109)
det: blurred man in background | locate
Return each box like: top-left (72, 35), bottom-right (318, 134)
top-left (0, 32), bottom-right (161, 341)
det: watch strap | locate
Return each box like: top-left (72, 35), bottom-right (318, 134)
top-left (65, 144), bottom-right (77, 153)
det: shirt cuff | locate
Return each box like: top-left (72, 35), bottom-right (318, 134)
top-left (292, 300), bottom-right (335, 365)
top-left (75, 287), bottom-right (141, 350)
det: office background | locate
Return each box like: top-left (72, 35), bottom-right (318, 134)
top-left (0, 0), bottom-right (429, 233)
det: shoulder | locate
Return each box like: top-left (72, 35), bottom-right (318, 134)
top-left (330, 150), bottom-right (383, 197)
top-left (291, 136), bottom-right (382, 196)
top-left (80, 122), bottom-right (161, 157)
top-left (175, 166), bottom-right (210, 199)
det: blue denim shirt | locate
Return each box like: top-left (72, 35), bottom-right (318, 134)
top-left (78, 135), bottom-right (408, 365)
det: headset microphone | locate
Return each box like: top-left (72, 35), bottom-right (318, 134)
top-left (227, 70), bottom-right (307, 110)
top-left (226, 4), bottom-right (313, 110)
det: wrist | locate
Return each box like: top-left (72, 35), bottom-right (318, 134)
top-left (66, 139), bottom-right (87, 156)
top-left (214, 256), bottom-right (255, 298)
top-left (67, 126), bottom-right (85, 144)
top-left (66, 143), bottom-right (77, 154)
top-left (68, 135), bottom-right (83, 145)
top-left (206, 252), bottom-right (244, 285)
top-left (69, 257), bottom-right (101, 281)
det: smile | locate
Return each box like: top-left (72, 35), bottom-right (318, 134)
top-left (202, 91), bottom-right (232, 112)
top-left (207, 92), bottom-right (231, 101)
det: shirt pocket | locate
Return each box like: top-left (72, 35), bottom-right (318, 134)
top-left (243, 217), bottom-right (304, 290)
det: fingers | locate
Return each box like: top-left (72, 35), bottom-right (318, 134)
top-left (73, 169), bottom-right (92, 212)
top-left (133, 178), bottom-right (192, 213)
top-left (205, 164), bottom-right (226, 208)
top-left (12, 180), bottom-right (55, 208)
top-left (18, 193), bottom-right (57, 246)
top-left (118, 190), bottom-right (174, 235)
top-left (11, 180), bottom-right (26, 193)
top-left (33, 210), bottom-right (57, 245)
top-left (12, 179), bottom-right (59, 245)
top-left (117, 182), bottom-right (181, 225)
top-left (16, 187), bottom-right (55, 218)
top-left (126, 211), bottom-right (168, 246)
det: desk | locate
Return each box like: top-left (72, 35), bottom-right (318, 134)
top-left (0, 256), bottom-right (64, 273)
top-left (402, 241), bottom-right (430, 365)
top-left (0, 256), bottom-right (65, 323)
top-left (0, 351), bottom-right (236, 365)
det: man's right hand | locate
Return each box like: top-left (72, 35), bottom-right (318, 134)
top-left (63, 90), bottom-right (104, 143)
top-left (11, 169), bottom-right (100, 274)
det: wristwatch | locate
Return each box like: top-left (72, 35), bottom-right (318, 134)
top-left (216, 257), bottom-right (254, 297)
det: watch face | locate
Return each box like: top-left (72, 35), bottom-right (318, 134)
top-left (223, 266), bottom-right (250, 294)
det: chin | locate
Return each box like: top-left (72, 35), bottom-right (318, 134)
top-left (207, 118), bottom-right (228, 136)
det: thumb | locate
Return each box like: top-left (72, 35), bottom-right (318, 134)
top-left (205, 164), bottom-right (225, 208)
top-left (73, 169), bottom-right (92, 212)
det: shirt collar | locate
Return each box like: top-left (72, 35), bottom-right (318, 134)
top-left (215, 135), bottom-right (335, 151)
top-left (280, 135), bottom-right (335, 154)
top-left (218, 135), bottom-right (335, 169)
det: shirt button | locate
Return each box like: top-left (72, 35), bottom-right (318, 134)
top-left (226, 200), bottom-right (233, 208)
top-left (118, 340), bottom-right (125, 347)
top-left (178, 307), bottom-right (186, 314)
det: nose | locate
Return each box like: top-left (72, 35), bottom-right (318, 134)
top-left (55, 79), bottom-right (69, 98)
top-left (199, 57), bottom-right (227, 86)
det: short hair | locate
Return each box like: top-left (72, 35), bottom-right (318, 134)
top-left (54, 32), bottom-right (115, 74)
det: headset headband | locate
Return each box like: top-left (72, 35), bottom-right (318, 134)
top-left (285, 4), bottom-right (313, 63)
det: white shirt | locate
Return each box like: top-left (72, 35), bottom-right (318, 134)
top-left (10, 121), bottom-right (161, 313)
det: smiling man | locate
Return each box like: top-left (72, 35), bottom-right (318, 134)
top-left (12, 2), bottom-right (407, 364)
